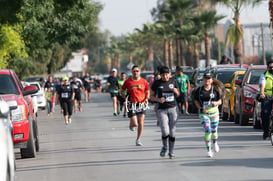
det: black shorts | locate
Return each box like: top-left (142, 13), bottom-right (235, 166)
top-left (110, 92), bottom-right (119, 98)
top-left (74, 92), bottom-right (81, 101)
top-left (177, 92), bottom-right (188, 103)
top-left (84, 85), bottom-right (91, 93)
top-left (117, 95), bottom-right (125, 104)
top-left (127, 103), bottom-right (147, 118)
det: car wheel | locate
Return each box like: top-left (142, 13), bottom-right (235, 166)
top-left (21, 119), bottom-right (36, 158)
top-left (33, 119), bottom-right (40, 152)
top-left (234, 101), bottom-right (239, 124)
top-left (239, 101), bottom-right (249, 126)
top-left (253, 104), bottom-right (261, 129)
top-left (228, 103), bottom-right (234, 122)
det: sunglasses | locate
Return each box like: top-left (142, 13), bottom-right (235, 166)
top-left (132, 70), bottom-right (140, 73)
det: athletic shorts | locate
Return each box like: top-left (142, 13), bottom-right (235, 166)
top-left (117, 95), bottom-right (125, 105)
top-left (84, 85), bottom-right (91, 93)
top-left (127, 103), bottom-right (147, 118)
top-left (110, 92), bottom-right (119, 98)
top-left (177, 92), bottom-right (188, 103)
top-left (74, 92), bottom-right (81, 101)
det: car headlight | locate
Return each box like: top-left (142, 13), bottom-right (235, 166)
top-left (243, 90), bottom-right (255, 98)
top-left (11, 105), bottom-right (27, 122)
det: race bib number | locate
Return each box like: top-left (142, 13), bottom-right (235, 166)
top-left (61, 92), bottom-right (68, 98)
top-left (203, 101), bottom-right (212, 109)
top-left (163, 93), bottom-right (174, 102)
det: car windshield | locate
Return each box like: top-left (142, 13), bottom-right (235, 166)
top-left (0, 74), bottom-right (19, 95)
top-left (246, 69), bottom-right (265, 84)
top-left (216, 71), bottom-right (238, 84)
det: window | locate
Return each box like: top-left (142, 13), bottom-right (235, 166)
top-left (246, 69), bottom-right (266, 84)
top-left (0, 75), bottom-right (19, 95)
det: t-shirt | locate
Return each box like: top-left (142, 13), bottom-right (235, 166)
top-left (122, 77), bottom-right (149, 103)
top-left (70, 81), bottom-right (82, 94)
top-left (44, 81), bottom-right (56, 93)
top-left (175, 74), bottom-right (190, 93)
top-left (58, 84), bottom-right (74, 101)
top-left (45, 91), bottom-right (53, 102)
top-left (194, 86), bottom-right (220, 111)
top-left (151, 79), bottom-right (178, 109)
top-left (117, 79), bottom-right (126, 95)
top-left (83, 76), bottom-right (91, 87)
top-left (107, 76), bottom-right (118, 93)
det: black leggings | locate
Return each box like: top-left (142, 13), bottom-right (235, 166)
top-left (62, 100), bottom-right (73, 116)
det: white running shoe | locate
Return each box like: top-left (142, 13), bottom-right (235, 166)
top-left (65, 120), bottom-right (68, 125)
top-left (68, 118), bottom-right (72, 124)
top-left (214, 142), bottom-right (220, 153)
top-left (207, 150), bottom-right (213, 158)
top-left (136, 139), bottom-right (143, 146)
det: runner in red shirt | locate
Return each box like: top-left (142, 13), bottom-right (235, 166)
top-left (121, 65), bottom-right (150, 146)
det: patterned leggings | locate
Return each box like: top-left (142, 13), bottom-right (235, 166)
top-left (199, 111), bottom-right (219, 151)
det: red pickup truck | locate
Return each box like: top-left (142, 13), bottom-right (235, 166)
top-left (0, 69), bottom-right (39, 158)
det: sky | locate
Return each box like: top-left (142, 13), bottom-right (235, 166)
top-left (98, 0), bottom-right (270, 36)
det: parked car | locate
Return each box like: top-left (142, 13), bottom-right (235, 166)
top-left (23, 75), bottom-right (47, 88)
top-left (0, 98), bottom-right (16, 181)
top-left (29, 82), bottom-right (46, 110)
top-left (234, 65), bottom-right (267, 126)
top-left (0, 69), bottom-right (39, 158)
top-left (222, 70), bottom-right (246, 121)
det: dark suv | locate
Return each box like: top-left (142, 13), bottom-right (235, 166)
top-left (234, 65), bottom-right (267, 126)
top-left (0, 69), bottom-right (39, 158)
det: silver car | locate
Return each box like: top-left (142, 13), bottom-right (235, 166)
top-left (0, 98), bottom-right (16, 181)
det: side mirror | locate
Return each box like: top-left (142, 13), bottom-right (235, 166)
top-left (224, 83), bottom-right (231, 89)
top-left (0, 100), bottom-right (10, 118)
top-left (235, 79), bottom-right (242, 86)
top-left (23, 85), bottom-right (38, 96)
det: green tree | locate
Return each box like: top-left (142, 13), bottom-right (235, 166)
top-left (0, 24), bottom-right (28, 68)
top-left (220, 0), bottom-right (264, 64)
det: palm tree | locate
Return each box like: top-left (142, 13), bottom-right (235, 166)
top-left (219, 0), bottom-right (264, 64)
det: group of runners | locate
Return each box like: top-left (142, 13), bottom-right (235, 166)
top-left (44, 73), bottom-right (97, 125)
top-left (107, 65), bottom-right (222, 159)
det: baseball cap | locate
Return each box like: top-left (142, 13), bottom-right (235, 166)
top-left (111, 68), bottom-right (117, 72)
top-left (62, 76), bottom-right (69, 81)
top-left (160, 66), bottom-right (170, 74)
top-left (203, 72), bottom-right (213, 78)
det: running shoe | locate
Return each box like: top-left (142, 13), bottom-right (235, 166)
top-left (160, 147), bottom-right (167, 157)
top-left (68, 118), bottom-right (72, 124)
top-left (123, 114), bottom-right (126, 118)
top-left (136, 139), bottom-right (143, 146)
top-left (129, 125), bottom-right (136, 131)
top-left (168, 152), bottom-right (175, 159)
top-left (117, 111), bottom-right (120, 115)
top-left (185, 111), bottom-right (190, 115)
top-left (113, 112), bottom-right (117, 116)
top-left (214, 142), bottom-right (220, 153)
top-left (207, 150), bottom-right (213, 158)
top-left (65, 120), bottom-right (68, 125)
top-left (74, 109), bottom-right (77, 113)
top-left (79, 107), bottom-right (82, 112)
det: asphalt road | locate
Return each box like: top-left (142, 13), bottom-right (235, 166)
top-left (15, 93), bottom-right (273, 181)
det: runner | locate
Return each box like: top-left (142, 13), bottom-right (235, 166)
top-left (44, 75), bottom-right (56, 113)
top-left (117, 72), bottom-right (127, 117)
top-left (57, 76), bottom-right (75, 125)
top-left (83, 73), bottom-right (92, 102)
top-left (121, 65), bottom-right (150, 146)
top-left (150, 66), bottom-right (179, 159)
top-left (107, 68), bottom-right (119, 116)
top-left (71, 76), bottom-right (84, 112)
top-left (175, 66), bottom-right (191, 115)
top-left (193, 72), bottom-right (222, 158)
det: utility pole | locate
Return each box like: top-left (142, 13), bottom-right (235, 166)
top-left (261, 23), bottom-right (266, 65)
